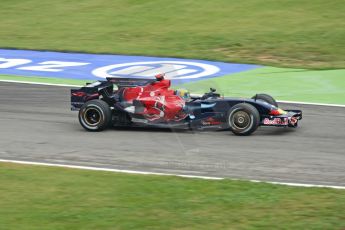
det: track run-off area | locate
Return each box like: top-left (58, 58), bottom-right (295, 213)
top-left (0, 82), bottom-right (344, 188)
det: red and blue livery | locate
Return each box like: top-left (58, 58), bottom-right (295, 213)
top-left (71, 74), bottom-right (302, 135)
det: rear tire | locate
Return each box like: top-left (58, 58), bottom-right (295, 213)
top-left (228, 103), bottom-right (260, 136)
top-left (78, 99), bottom-right (112, 131)
top-left (252, 94), bottom-right (278, 107)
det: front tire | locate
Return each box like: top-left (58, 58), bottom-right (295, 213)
top-left (228, 103), bottom-right (260, 136)
top-left (252, 94), bottom-right (278, 107)
top-left (78, 99), bottom-right (112, 131)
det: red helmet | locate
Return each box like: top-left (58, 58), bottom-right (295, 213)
top-left (155, 73), bottom-right (165, 81)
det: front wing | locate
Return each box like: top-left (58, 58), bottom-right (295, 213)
top-left (260, 110), bottom-right (302, 127)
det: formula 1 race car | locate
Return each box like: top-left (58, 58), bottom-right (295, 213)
top-left (71, 73), bottom-right (302, 135)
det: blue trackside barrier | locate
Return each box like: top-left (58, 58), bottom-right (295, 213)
top-left (0, 49), bottom-right (261, 84)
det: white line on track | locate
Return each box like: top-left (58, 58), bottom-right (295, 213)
top-left (1, 159), bottom-right (344, 190)
top-left (0, 79), bottom-right (82, 87)
top-left (278, 100), bottom-right (345, 108)
top-left (1, 79), bottom-right (344, 108)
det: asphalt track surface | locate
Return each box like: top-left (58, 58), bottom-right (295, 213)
top-left (0, 82), bottom-right (344, 186)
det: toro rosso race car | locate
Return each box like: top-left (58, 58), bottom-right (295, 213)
top-left (71, 73), bottom-right (302, 136)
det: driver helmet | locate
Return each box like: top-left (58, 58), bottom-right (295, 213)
top-left (175, 88), bottom-right (190, 100)
top-left (155, 73), bottom-right (165, 81)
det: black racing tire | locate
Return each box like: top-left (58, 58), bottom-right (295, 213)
top-left (228, 103), bottom-right (260, 136)
top-left (78, 99), bottom-right (112, 131)
top-left (252, 94), bottom-right (278, 107)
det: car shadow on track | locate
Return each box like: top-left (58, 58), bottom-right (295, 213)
top-left (110, 126), bottom-right (193, 133)
top-left (106, 126), bottom-right (298, 136)
top-left (255, 127), bottom-right (298, 136)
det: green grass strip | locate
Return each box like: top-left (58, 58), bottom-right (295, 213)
top-left (0, 0), bottom-right (344, 69)
top-left (181, 67), bottom-right (345, 105)
top-left (0, 162), bottom-right (345, 230)
top-left (1, 67), bottom-right (345, 105)
top-left (0, 74), bottom-right (87, 86)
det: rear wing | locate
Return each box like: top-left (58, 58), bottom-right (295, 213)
top-left (71, 78), bottom-right (156, 111)
top-left (71, 81), bottom-right (114, 111)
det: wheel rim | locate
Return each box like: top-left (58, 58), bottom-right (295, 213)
top-left (232, 111), bottom-right (251, 130)
top-left (83, 107), bottom-right (102, 126)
